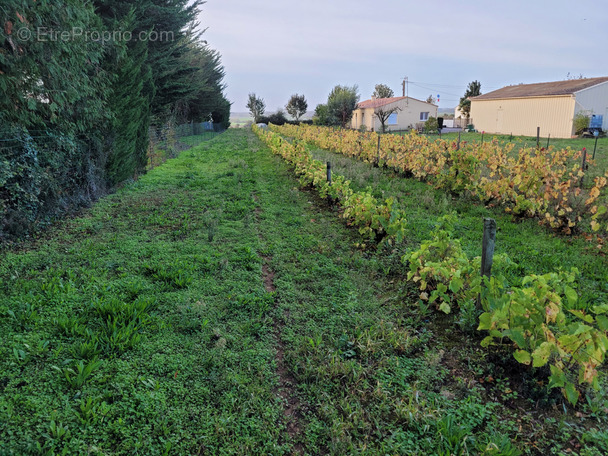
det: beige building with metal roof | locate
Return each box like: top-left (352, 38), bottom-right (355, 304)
top-left (351, 96), bottom-right (437, 132)
top-left (469, 77), bottom-right (608, 138)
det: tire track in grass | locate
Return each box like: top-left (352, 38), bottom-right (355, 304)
top-left (253, 193), bottom-right (305, 455)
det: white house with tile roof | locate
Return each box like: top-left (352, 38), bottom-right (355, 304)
top-left (350, 96), bottom-right (438, 132)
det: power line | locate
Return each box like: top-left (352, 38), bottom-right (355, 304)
top-left (408, 80), bottom-right (501, 98)
top-left (410, 82), bottom-right (462, 98)
top-left (408, 81), bottom-right (466, 89)
top-left (409, 80), bottom-right (501, 89)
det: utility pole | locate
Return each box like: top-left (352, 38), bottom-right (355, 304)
top-left (402, 76), bottom-right (408, 105)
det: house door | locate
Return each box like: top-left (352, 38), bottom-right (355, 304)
top-left (496, 109), bottom-right (504, 133)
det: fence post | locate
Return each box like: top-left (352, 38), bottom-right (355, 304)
top-left (327, 161), bottom-right (332, 185)
top-left (481, 218), bottom-right (496, 279)
top-left (593, 134), bottom-right (599, 160)
top-left (580, 148), bottom-right (587, 188)
top-left (478, 218), bottom-right (497, 308)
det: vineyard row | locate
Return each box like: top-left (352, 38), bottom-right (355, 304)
top-left (254, 124), bottom-right (608, 406)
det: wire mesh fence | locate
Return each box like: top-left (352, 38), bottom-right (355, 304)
top-left (146, 122), bottom-right (223, 170)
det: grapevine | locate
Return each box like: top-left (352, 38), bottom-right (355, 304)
top-left (253, 125), bottom-right (407, 245)
top-left (272, 124), bottom-right (608, 238)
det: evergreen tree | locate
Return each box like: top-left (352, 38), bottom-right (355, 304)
top-left (0, 0), bottom-right (229, 238)
top-left (0, 1), bottom-right (112, 236)
top-left (176, 41), bottom-right (230, 126)
top-left (458, 80), bottom-right (481, 121)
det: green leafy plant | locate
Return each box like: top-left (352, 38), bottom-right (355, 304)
top-left (574, 112), bottom-right (590, 135)
top-left (404, 214), bottom-right (480, 315)
top-left (7, 302), bottom-right (40, 330)
top-left (98, 318), bottom-right (143, 354)
top-left (46, 417), bottom-right (70, 441)
top-left (144, 262), bottom-right (194, 289)
top-left (74, 339), bottom-right (100, 360)
top-left (54, 315), bottom-right (87, 338)
top-left (479, 270), bottom-right (608, 405)
top-left (405, 215), bottom-right (608, 405)
top-left (76, 397), bottom-right (111, 425)
top-left (424, 116), bottom-right (439, 133)
top-left (12, 346), bottom-right (29, 364)
top-left (53, 357), bottom-right (103, 389)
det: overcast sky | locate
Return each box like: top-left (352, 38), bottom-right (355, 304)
top-left (198, 0), bottom-right (608, 113)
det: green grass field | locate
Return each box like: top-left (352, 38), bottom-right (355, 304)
top-left (1, 129), bottom-right (607, 455)
top-left (230, 116), bottom-right (253, 127)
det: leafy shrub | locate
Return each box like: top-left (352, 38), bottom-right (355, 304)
top-left (424, 116), bottom-right (439, 133)
top-left (258, 110), bottom-right (288, 126)
top-left (574, 112), bottom-right (590, 135)
top-left (0, 129), bottom-right (107, 239)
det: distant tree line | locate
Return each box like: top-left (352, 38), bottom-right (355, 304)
top-left (247, 93), bottom-right (311, 126)
top-left (0, 0), bottom-right (229, 239)
top-left (247, 86), bottom-right (364, 129)
top-left (249, 79), bottom-right (486, 134)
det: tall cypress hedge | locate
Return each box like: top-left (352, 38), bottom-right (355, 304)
top-left (0, 0), bottom-right (230, 239)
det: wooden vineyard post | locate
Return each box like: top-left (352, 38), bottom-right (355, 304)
top-left (536, 127), bottom-right (540, 149)
top-left (457, 130), bottom-right (461, 151)
top-left (546, 134), bottom-right (550, 149)
top-left (327, 161), bottom-right (335, 206)
top-left (478, 218), bottom-right (496, 308)
top-left (580, 148), bottom-right (587, 188)
top-left (376, 135), bottom-right (381, 167)
top-left (481, 218), bottom-right (496, 279)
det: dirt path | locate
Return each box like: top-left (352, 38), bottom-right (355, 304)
top-left (254, 193), bottom-right (305, 454)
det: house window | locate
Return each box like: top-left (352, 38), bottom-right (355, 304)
top-left (420, 112), bottom-right (429, 121)
top-left (388, 113), bottom-right (398, 125)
